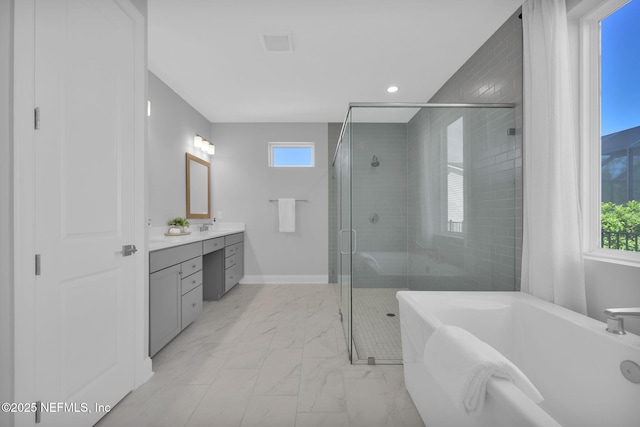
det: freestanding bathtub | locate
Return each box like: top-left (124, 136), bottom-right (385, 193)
top-left (397, 291), bottom-right (640, 427)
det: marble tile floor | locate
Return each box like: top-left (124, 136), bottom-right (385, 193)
top-left (95, 284), bottom-right (425, 427)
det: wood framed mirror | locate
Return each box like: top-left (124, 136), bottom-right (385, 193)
top-left (186, 152), bottom-right (211, 219)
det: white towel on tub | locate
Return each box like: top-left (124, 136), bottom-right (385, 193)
top-left (423, 325), bottom-right (543, 414)
top-left (278, 198), bottom-right (296, 232)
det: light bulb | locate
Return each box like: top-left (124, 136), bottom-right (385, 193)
top-left (194, 135), bottom-right (203, 148)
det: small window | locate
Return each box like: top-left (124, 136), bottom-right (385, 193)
top-left (447, 117), bottom-right (464, 233)
top-left (268, 142), bottom-right (315, 167)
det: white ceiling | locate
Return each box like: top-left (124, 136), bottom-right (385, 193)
top-left (148, 0), bottom-right (523, 123)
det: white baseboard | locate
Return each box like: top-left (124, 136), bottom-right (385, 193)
top-left (135, 356), bottom-right (154, 389)
top-left (240, 275), bottom-right (329, 285)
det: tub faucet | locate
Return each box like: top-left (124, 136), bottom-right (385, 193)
top-left (603, 307), bottom-right (640, 335)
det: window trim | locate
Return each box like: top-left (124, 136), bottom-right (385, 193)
top-left (576, 0), bottom-right (640, 265)
top-left (268, 142), bottom-right (315, 168)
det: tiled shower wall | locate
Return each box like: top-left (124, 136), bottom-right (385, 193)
top-left (424, 9), bottom-right (523, 290)
top-left (407, 107), bottom-right (518, 291)
top-left (351, 123), bottom-right (408, 288)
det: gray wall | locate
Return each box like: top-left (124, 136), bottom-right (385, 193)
top-left (1, 1), bottom-right (13, 425)
top-left (211, 123), bottom-right (329, 283)
top-left (148, 71), bottom-right (212, 226)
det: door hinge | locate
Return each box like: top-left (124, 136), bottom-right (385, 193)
top-left (34, 107), bottom-right (40, 130)
top-left (35, 400), bottom-right (41, 423)
top-left (35, 254), bottom-right (41, 276)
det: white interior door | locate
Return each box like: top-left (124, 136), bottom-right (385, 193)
top-left (34, 1), bottom-right (139, 425)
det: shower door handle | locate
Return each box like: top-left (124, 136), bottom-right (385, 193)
top-left (340, 229), bottom-right (357, 255)
top-left (339, 229), bottom-right (349, 255)
top-left (351, 229), bottom-right (357, 254)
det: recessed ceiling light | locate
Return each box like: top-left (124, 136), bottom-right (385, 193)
top-left (387, 86), bottom-right (399, 93)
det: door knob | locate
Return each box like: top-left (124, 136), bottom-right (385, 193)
top-left (121, 244), bottom-right (138, 257)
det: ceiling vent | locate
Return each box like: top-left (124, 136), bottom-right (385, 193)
top-left (261, 33), bottom-right (293, 53)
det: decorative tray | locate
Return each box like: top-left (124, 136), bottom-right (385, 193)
top-left (164, 231), bottom-right (192, 236)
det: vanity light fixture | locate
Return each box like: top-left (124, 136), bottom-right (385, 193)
top-left (194, 135), bottom-right (203, 148)
top-left (194, 135), bottom-right (215, 156)
top-left (387, 86), bottom-right (399, 93)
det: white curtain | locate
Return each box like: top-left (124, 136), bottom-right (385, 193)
top-left (521, 0), bottom-right (587, 314)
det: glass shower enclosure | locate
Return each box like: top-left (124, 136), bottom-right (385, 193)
top-left (333, 103), bottom-right (518, 364)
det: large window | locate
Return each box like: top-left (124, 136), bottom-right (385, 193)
top-left (599, 0), bottom-right (640, 252)
top-left (447, 117), bottom-right (464, 233)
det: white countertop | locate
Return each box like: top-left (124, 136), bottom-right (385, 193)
top-left (148, 223), bottom-right (245, 252)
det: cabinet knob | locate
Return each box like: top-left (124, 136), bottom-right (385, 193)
top-left (192, 303), bottom-right (196, 307)
top-left (192, 264), bottom-right (196, 268)
top-left (192, 280), bottom-right (196, 284)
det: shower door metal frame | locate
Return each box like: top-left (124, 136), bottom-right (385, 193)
top-left (332, 102), bottom-right (517, 364)
top-left (336, 109), bottom-right (353, 362)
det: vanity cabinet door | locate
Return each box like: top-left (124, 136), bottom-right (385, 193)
top-left (149, 264), bottom-right (182, 357)
top-left (181, 285), bottom-right (203, 329)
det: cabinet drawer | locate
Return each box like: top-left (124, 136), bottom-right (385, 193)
top-left (224, 253), bottom-right (237, 269)
top-left (181, 256), bottom-right (202, 278)
top-left (181, 269), bottom-right (202, 295)
top-left (225, 232), bottom-right (244, 246)
top-left (149, 242), bottom-right (201, 273)
top-left (181, 285), bottom-right (203, 329)
top-left (203, 237), bottom-right (224, 255)
top-left (225, 264), bottom-right (239, 293)
top-left (225, 242), bottom-right (241, 258)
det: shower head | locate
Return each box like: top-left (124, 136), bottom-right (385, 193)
top-left (371, 155), bottom-right (380, 167)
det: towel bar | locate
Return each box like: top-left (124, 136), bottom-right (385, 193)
top-left (268, 199), bottom-right (309, 202)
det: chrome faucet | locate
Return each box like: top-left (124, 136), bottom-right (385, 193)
top-left (199, 224), bottom-right (210, 232)
top-left (603, 308), bottom-right (640, 335)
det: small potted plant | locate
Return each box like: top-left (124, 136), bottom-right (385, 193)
top-left (168, 217), bottom-right (190, 234)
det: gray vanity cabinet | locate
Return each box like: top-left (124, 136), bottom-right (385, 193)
top-left (149, 242), bottom-right (203, 357)
top-left (149, 232), bottom-right (244, 356)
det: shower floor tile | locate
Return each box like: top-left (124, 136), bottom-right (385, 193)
top-left (352, 288), bottom-right (406, 362)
